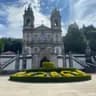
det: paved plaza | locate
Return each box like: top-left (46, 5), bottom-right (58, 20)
top-left (0, 74), bottom-right (96, 96)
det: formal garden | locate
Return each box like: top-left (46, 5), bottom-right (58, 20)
top-left (9, 61), bottom-right (91, 83)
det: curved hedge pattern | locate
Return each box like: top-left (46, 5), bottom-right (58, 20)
top-left (9, 68), bottom-right (91, 83)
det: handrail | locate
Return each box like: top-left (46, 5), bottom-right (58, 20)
top-left (72, 56), bottom-right (90, 68)
top-left (87, 62), bottom-right (96, 67)
top-left (3, 57), bottom-right (14, 64)
top-left (91, 56), bottom-right (96, 64)
top-left (0, 56), bottom-right (17, 70)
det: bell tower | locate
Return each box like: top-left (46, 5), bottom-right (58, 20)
top-left (23, 4), bottom-right (34, 28)
top-left (51, 8), bottom-right (61, 30)
top-left (23, 4), bottom-right (34, 56)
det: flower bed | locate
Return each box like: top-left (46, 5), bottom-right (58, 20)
top-left (10, 68), bottom-right (91, 83)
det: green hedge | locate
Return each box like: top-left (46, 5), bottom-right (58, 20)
top-left (42, 62), bottom-right (55, 69)
top-left (25, 68), bottom-right (76, 72)
top-left (10, 75), bottom-right (91, 83)
top-left (9, 68), bottom-right (91, 83)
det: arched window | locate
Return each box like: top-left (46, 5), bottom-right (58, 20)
top-left (34, 47), bottom-right (39, 53)
top-left (54, 47), bottom-right (61, 55)
top-left (55, 47), bottom-right (59, 54)
top-left (47, 47), bottom-right (52, 53)
top-left (54, 19), bottom-right (58, 27)
top-left (25, 47), bottom-right (31, 54)
top-left (26, 18), bottom-right (31, 26)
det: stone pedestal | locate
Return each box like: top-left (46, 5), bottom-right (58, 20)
top-left (15, 53), bottom-right (20, 71)
top-left (22, 53), bottom-right (27, 70)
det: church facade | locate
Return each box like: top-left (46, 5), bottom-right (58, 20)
top-left (23, 5), bottom-right (65, 68)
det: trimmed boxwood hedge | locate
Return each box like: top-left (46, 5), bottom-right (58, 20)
top-left (42, 62), bottom-right (55, 69)
top-left (10, 75), bottom-right (91, 83)
top-left (25, 68), bottom-right (77, 72)
top-left (9, 68), bottom-right (91, 83)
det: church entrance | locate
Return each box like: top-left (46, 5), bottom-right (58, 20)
top-left (40, 56), bottom-right (50, 67)
top-left (39, 47), bottom-right (51, 67)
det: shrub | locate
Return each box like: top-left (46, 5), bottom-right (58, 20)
top-left (60, 71), bottom-right (74, 77)
top-left (10, 69), bottom-right (91, 83)
top-left (32, 72), bottom-right (47, 77)
top-left (42, 62), bottom-right (56, 69)
top-left (75, 70), bottom-right (87, 76)
top-left (10, 75), bottom-right (91, 83)
top-left (26, 72), bottom-right (33, 76)
top-left (50, 71), bottom-right (61, 78)
top-left (11, 71), bottom-right (26, 77)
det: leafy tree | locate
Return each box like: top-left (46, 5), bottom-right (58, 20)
top-left (81, 25), bottom-right (96, 52)
top-left (0, 38), bottom-right (22, 54)
top-left (0, 39), bottom-right (4, 54)
top-left (64, 23), bottom-right (86, 53)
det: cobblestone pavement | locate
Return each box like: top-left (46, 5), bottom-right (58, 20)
top-left (0, 74), bottom-right (96, 96)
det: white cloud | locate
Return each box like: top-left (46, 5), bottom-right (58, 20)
top-left (70, 0), bottom-right (96, 27)
top-left (34, 12), bottom-right (50, 27)
top-left (6, 5), bottom-right (24, 38)
top-left (0, 0), bottom-right (96, 38)
top-left (0, 3), bottom-right (24, 38)
top-left (61, 22), bottom-right (67, 36)
top-left (0, 0), bottom-right (51, 38)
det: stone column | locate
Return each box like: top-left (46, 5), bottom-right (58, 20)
top-left (63, 54), bottom-right (66, 68)
top-left (62, 48), bottom-right (66, 68)
top-left (31, 54), bottom-right (33, 69)
top-left (69, 51), bottom-right (73, 68)
top-left (15, 52), bottom-right (20, 71)
top-left (57, 55), bottom-right (64, 68)
top-left (85, 42), bottom-right (92, 63)
top-left (22, 51), bottom-right (27, 70)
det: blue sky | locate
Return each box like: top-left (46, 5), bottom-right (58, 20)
top-left (0, 0), bottom-right (96, 38)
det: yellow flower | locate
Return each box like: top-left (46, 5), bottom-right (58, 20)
top-left (32, 72), bottom-right (47, 77)
top-left (26, 72), bottom-right (33, 76)
top-left (10, 72), bottom-right (26, 77)
top-left (60, 71), bottom-right (74, 77)
top-left (50, 71), bottom-right (61, 78)
top-left (76, 70), bottom-right (87, 76)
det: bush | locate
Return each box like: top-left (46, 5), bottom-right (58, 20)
top-left (42, 62), bottom-right (56, 69)
top-left (31, 72), bottom-right (47, 77)
top-left (60, 71), bottom-right (74, 77)
top-left (50, 71), bottom-right (61, 78)
top-left (25, 68), bottom-right (76, 73)
top-left (10, 75), bottom-right (91, 83)
top-left (9, 69), bottom-right (91, 83)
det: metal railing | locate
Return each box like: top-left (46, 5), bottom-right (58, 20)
top-left (0, 56), bottom-right (17, 70)
top-left (68, 52), bottom-right (96, 69)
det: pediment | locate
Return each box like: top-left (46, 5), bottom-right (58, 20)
top-left (35, 24), bottom-right (51, 31)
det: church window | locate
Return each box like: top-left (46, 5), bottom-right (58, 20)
top-left (48, 34), bottom-right (51, 39)
top-left (35, 48), bottom-right (37, 51)
top-left (34, 47), bottom-right (39, 53)
top-left (55, 47), bottom-right (61, 55)
top-left (55, 47), bottom-right (58, 54)
top-left (54, 19), bottom-right (58, 27)
top-left (26, 19), bottom-right (30, 25)
top-left (34, 34), bottom-right (38, 41)
top-left (56, 34), bottom-right (58, 41)
top-left (34, 34), bottom-right (37, 37)
top-left (25, 47), bottom-right (31, 54)
top-left (48, 34), bottom-right (50, 37)
top-left (47, 47), bottom-right (52, 53)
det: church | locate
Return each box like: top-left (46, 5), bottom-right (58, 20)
top-left (22, 5), bottom-right (65, 68)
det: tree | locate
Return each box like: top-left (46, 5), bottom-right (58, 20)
top-left (81, 25), bottom-right (96, 51)
top-left (0, 38), bottom-right (22, 54)
top-left (0, 39), bottom-right (4, 54)
top-left (64, 23), bottom-right (86, 53)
